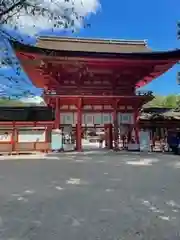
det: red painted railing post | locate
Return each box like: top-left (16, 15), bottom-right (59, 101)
top-left (55, 97), bottom-right (60, 129)
top-left (113, 100), bottom-right (119, 150)
top-left (76, 97), bottom-right (82, 151)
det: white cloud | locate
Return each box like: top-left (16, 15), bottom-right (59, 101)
top-left (0, 0), bottom-right (100, 97)
top-left (0, 63), bottom-right (9, 69)
top-left (3, 0), bottom-right (101, 35)
top-left (0, 83), bottom-right (8, 90)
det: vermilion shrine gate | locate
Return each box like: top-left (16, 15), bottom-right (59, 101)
top-left (10, 37), bottom-right (180, 151)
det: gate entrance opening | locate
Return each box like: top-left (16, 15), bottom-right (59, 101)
top-left (81, 126), bottom-right (105, 150)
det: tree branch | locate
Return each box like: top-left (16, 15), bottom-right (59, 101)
top-left (1, 4), bottom-right (24, 24)
top-left (0, 0), bottom-right (26, 18)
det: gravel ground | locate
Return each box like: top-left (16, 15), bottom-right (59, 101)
top-left (0, 150), bottom-right (180, 240)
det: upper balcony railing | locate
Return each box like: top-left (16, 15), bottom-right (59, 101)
top-left (43, 89), bottom-right (154, 97)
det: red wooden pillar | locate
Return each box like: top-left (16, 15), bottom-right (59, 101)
top-left (54, 97), bottom-right (60, 129)
top-left (76, 97), bottom-right (82, 151)
top-left (134, 110), bottom-right (140, 145)
top-left (113, 100), bottom-right (119, 150)
top-left (11, 122), bottom-right (16, 153)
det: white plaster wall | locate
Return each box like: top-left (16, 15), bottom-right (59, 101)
top-left (18, 130), bottom-right (46, 143)
top-left (82, 113), bottom-right (112, 126)
top-left (60, 112), bottom-right (77, 125)
top-left (117, 113), bottom-right (134, 125)
top-left (60, 112), bottom-right (113, 126)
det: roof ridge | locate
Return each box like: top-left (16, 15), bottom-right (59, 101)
top-left (38, 36), bottom-right (148, 45)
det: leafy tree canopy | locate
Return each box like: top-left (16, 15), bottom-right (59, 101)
top-left (144, 95), bottom-right (180, 109)
top-left (0, 0), bottom-right (100, 97)
top-left (0, 96), bottom-right (45, 106)
top-left (0, 98), bottom-right (26, 106)
top-left (0, 0), bottom-right (100, 38)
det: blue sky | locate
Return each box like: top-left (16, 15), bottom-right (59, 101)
top-left (75, 0), bottom-right (180, 95)
top-left (1, 0), bottom-right (180, 97)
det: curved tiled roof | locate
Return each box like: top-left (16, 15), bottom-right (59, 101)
top-left (140, 108), bottom-right (180, 120)
top-left (9, 40), bottom-right (180, 89)
top-left (10, 40), bottom-right (180, 60)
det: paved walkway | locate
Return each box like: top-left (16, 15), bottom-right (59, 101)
top-left (0, 151), bottom-right (180, 239)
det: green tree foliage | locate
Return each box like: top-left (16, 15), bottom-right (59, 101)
top-left (0, 98), bottom-right (26, 106)
top-left (144, 96), bottom-right (166, 108)
top-left (177, 97), bottom-right (180, 107)
top-left (162, 95), bottom-right (178, 108)
top-left (144, 95), bottom-right (180, 108)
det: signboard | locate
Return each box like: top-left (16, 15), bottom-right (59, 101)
top-left (139, 130), bottom-right (151, 152)
top-left (51, 131), bottom-right (63, 150)
top-left (0, 131), bottom-right (12, 142)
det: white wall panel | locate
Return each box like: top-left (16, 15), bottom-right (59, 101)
top-left (73, 112), bottom-right (77, 125)
top-left (60, 112), bottom-right (74, 125)
top-left (82, 112), bottom-right (112, 126)
top-left (102, 113), bottom-right (112, 124)
top-left (61, 112), bottom-right (113, 126)
top-left (83, 113), bottom-right (94, 126)
top-left (18, 130), bottom-right (46, 143)
top-left (118, 113), bottom-right (134, 125)
top-left (94, 113), bottom-right (102, 125)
